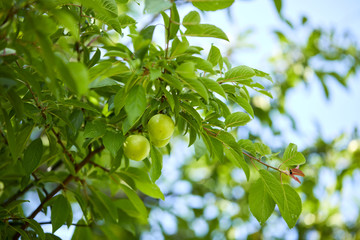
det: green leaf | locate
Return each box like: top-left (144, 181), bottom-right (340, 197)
top-left (169, 4), bottom-right (180, 40)
top-left (2, 108), bottom-right (17, 161)
top-left (224, 147), bottom-right (250, 181)
top-left (150, 146), bottom-right (163, 182)
top-left (119, 183), bottom-right (147, 218)
top-left (223, 65), bottom-right (256, 82)
top-left (7, 89), bottom-right (24, 119)
top-left (238, 139), bottom-right (256, 156)
top-left (282, 143), bottom-right (306, 166)
top-left (23, 219), bottom-right (46, 240)
top-left (200, 77), bottom-right (226, 98)
top-left (170, 37), bottom-right (189, 57)
top-left (230, 95), bottom-right (254, 118)
top-left (225, 112), bottom-right (251, 128)
top-left (90, 187), bottom-right (118, 221)
top-left (22, 138), bottom-right (43, 175)
top-left (254, 68), bottom-right (273, 82)
top-left (79, 0), bottom-right (118, 18)
top-left (8, 225), bottom-right (30, 240)
top-left (185, 24), bottom-right (229, 41)
top-left (160, 74), bottom-right (183, 91)
top-left (258, 170), bottom-right (302, 228)
top-left (180, 77), bottom-right (209, 102)
top-left (124, 85), bottom-right (147, 126)
top-left (249, 177), bottom-right (275, 225)
top-left (51, 195), bottom-right (70, 233)
top-left (176, 62), bottom-right (196, 79)
top-left (254, 142), bottom-right (272, 156)
top-left (84, 119), bottom-right (106, 138)
top-left (103, 130), bottom-right (124, 157)
top-left (67, 62), bottom-right (89, 95)
top-left (210, 131), bottom-right (250, 180)
top-left (182, 11), bottom-right (200, 26)
top-left (118, 14), bottom-right (136, 28)
top-left (273, 0), bottom-right (282, 16)
top-left (120, 167), bottom-right (164, 200)
top-left (145, 0), bottom-right (172, 14)
top-left (191, 0), bottom-right (234, 11)
top-left (71, 219), bottom-right (92, 240)
top-left (207, 45), bottom-right (222, 67)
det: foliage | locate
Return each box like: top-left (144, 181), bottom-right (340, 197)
top-left (0, 0), bottom-right (316, 239)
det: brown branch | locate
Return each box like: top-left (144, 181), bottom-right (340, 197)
top-left (13, 145), bottom-right (104, 239)
top-left (38, 221), bottom-right (89, 227)
top-left (89, 161), bottom-right (110, 172)
top-left (242, 151), bottom-right (288, 175)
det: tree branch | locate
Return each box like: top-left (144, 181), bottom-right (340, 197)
top-left (13, 145), bottom-right (104, 239)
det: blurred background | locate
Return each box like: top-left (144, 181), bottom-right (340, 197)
top-left (32, 0), bottom-right (360, 239)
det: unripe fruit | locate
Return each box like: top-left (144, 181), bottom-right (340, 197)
top-left (123, 135), bottom-right (150, 161)
top-left (151, 136), bottom-right (171, 148)
top-left (148, 114), bottom-right (175, 140)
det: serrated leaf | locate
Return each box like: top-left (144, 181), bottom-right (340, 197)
top-left (120, 168), bottom-right (164, 200)
top-left (124, 85), bottom-right (147, 126)
top-left (225, 112), bottom-right (251, 128)
top-left (258, 170), bottom-right (302, 228)
top-left (282, 143), bottom-right (306, 166)
top-left (200, 77), bottom-right (226, 98)
top-left (182, 11), bottom-right (200, 26)
top-left (103, 130), bottom-right (124, 157)
top-left (191, 0), bottom-right (234, 11)
top-left (51, 195), bottom-right (70, 233)
top-left (145, 0), bottom-right (172, 14)
top-left (249, 178), bottom-right (275, 225)
top-left (84, 119), bottom-right (106, 138)
top-left (223, 65), bottom-right (256, 82)
top-left (150, 146), bottom-right (163, 182)
top-left (185, 24), bottom-right (229, 41)
top-left (22, 138), bottom-right (43, 175)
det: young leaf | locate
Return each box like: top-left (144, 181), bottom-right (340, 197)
top-left (249, 178), bottom-right (275, 225)
top-left (238, 139), bottom-right (256, 156)
top-left (22, 138), bottom-right (43, 175)
top-left (124, 85), bottom-right (147, 126)
top-left (225, 112), bottom-right (251, 128)
top-left (51, 195), bottom-right (70, 233)
top-left (282, 143), bottom-right (306, 166)
top-left (254, 142), bottom-right (272, 156)
top-left (191, 0), bottom-right (234, 11)
top-left (258, 170), bottom-right (302, 228)
top-left (185, 24), bottom-right (229, 41)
